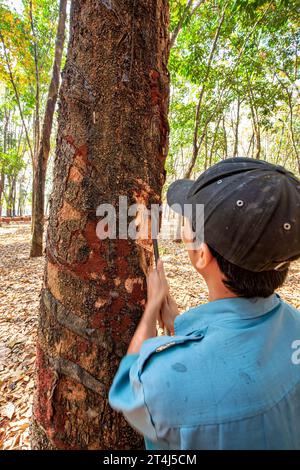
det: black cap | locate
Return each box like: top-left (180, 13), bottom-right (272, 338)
top-left (167, 157), bottom-right (300, 272)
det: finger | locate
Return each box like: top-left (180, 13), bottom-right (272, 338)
top-left (158, 312), bottom-right (164, 330)
top-left (157, 259), bottom-right (167, 283)
top-left (156, 258), bottom-right (164, 272)
top-left (147, 269), bottom-right (158, 283)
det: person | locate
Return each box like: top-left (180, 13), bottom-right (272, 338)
top-left (109, 157), bottom-right (300, 450)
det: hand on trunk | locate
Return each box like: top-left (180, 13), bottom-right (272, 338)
top-left (159, 294), bottom-right (179, 335)
top-left (147, 259), bottom-right (169, 308)
top-left (127, 260), bottom-right (172, 354)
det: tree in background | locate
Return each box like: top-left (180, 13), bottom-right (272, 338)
top-left (0, 0), bottom-right (66, 256)
top-left (167, 0), bottom-right (300, 180)
top-left (31, 0), bottom-right (170, 449)
top-left (0, 89), bottom-right (28, 217)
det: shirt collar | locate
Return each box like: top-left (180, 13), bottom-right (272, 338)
top-left (174, 293), bottom-right (281, 336)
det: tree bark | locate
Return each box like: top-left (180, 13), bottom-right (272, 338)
top-left (30, 0), bottom-right (67, 257)
top-left (32, 0), bottom-right (170, 450)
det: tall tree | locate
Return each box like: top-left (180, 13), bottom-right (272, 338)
top-left (31, 0), bottom-right (170, 450)
top-left (30, 0), bottom-right (67, 257)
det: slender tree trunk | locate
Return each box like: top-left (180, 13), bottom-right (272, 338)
top-left (6, 177), bottom-right (12, 217)
top-left (30, 0), bottom-right (67, 257)
top-left (275, 123), bottom-right (285, 164)
top-left (12, 177), bottom-right (16, 217)
top-left (204, 131), bottom-right (208, 170)
top-left (1, 105), bottom-right (9, 218)
top-left (246, 132), bottom-right (254, 158)
top-left (254, 119), bottom-right (261, 159)
top-left (29, 0), bottom-right (41, 156)
top-left (17, 181), bottom-right (22, 217)
top-left (248, 83), bottom-right (261, 159)
top-left (222, 116), bottom-right (227, 158)
top-left (0, 173), bottom-right (4, 217)
top-left (31, 0), bottom-right (170, 450)
top-left (29, 0), bottom-right (40, 234)
top-left (249, 100), bottom-right (260, 159)
top-left (208, 116), bottom-right (221, 167)
top-left (233, 97), bottom-right (241, 157)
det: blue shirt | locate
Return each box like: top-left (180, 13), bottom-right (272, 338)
top-left (108, 294), bottom-right (300, 449)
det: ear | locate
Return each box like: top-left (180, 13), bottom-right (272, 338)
top-left (194, 243), bottom-right (214, 271)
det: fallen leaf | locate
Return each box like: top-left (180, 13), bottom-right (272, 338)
top-left (1, 402), bottom-right (15, 420)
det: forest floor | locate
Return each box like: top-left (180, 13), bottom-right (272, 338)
top-left (0, 222), bottom-right (300, 449)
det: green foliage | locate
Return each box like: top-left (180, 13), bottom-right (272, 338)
top-left (0, 0), bottom-right (60, 118)
top-left (168, 0), bottom-right (300, 178)
top-left (0, 148), bottom-right (25, 176)
top-left (0, 0), bottom-right (63, 216)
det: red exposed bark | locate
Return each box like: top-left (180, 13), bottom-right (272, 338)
top-left (34, 344), bottom-right (58, 433)
top-left (131, 281), bottom-right (145, 303)
top-left (116, 239), bottom-right (131, 257)
top-left (116, 257), bottom-right (130, 278)
top-left (91, 313), bottom-right (106, 330)
top-left (65, 135), bottom-right (75, 146)
top-left (150, 69), bottom-right (161, 105)
top-left (111, 314), bottom-right (133, 342)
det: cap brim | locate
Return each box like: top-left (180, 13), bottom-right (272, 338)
top-left (166, 179), bottom-right (194, 215)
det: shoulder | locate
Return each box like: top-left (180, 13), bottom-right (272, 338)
top-left (280, 298), bottom-right (300, 318)
top-left (137, 331), bottom-right (205, 377)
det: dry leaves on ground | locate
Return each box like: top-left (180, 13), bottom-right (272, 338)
top-left (0, 223), bottom-right (44, 450)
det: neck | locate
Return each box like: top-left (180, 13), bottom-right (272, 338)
top-left (205, 274), bottom-right (238, 303)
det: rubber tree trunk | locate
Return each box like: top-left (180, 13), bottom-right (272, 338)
top-left (30, 0), bottom-right (67, 257)
top-left (31, 0), bottom-right (170, 450)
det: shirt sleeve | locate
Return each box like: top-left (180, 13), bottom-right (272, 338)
top-left (108, 353), bottom-right (158, 442)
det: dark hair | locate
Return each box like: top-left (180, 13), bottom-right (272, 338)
top-left (208, 244), bottom-right (289, 298)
